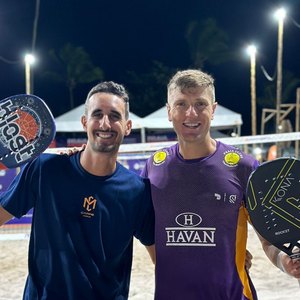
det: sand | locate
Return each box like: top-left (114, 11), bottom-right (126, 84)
top-left (0, 227), bottom-right (299, 300)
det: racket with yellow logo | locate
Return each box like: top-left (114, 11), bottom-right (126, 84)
top-left (0, 94), bottom-right (56, 169)
top-left (246, 157), bottom-right (300, 259)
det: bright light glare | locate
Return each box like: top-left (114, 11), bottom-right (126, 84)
top-left (246, 45), bottom-right (257, 56)
top-left (274, 8), bottom-right (286, 21)
top-left (24, 54), bottom-right (36, 65)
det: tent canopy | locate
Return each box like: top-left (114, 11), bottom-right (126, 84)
top-left (55, 104), bottom-right (144, 132)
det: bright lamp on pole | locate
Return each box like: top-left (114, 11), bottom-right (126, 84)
top-left (24, 53), bottom-right (36, 94)
top-left (246, 44), bottom-right (257, 136)
top-left (274, 7), bottom-right (286, 134)
top-left (274, 7), bottom-right (287, 21)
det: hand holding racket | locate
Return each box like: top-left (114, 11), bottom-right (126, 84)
top-left (246, 157), bottom-right (300, 281)
top-left (0, 94), bottom-right (56, 169)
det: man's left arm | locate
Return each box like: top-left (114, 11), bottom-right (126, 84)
top-left (258, 232), bottom-right (300, 278)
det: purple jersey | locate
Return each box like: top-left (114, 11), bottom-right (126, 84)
top-left (141, 141), bottom-right (259, 300)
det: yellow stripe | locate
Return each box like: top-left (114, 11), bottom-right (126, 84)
top-left (236, 206), bottom-right (255, 300)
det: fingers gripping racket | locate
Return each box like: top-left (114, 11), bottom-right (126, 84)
top-left (246, 157), bottom-right (300, 260)
top-left (0, 94), bottom-right (56, 169)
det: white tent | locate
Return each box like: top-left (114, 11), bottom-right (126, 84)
top-left (55, 104), bottom-right (145, 132)
top-left (142, 104), bottom-right (242, 134)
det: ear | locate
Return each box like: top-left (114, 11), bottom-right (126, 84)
top-left (211, 102), bottom-right (218, 120)
top-left (166, 103), bottom-right (172, 122)
top-left (124, 119), bottom-right (132, 136)
top-left (81, 115), bottom-right (87, 132)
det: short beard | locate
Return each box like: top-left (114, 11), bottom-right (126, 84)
top-left (91, 136), bottom-right (124, 154)
top-left (93, 143), bottom-right (119, 154)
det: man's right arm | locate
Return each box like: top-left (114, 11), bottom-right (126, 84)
top-left (0, 205), bottom-right (13, 226)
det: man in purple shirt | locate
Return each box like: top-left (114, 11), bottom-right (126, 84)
top-left (141, 69), bottom-right (300, 299)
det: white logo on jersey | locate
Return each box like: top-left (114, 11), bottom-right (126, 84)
top-left (214, 193), bottom-right (221, 200)
top-left (175, 212), bottom-right (202, 227)
top-left (165, 212), bottom-right (216, 247)
top-left (214, 192), bottom-right (237, 204)
top-left (229, 194), bottom-right (237, 204)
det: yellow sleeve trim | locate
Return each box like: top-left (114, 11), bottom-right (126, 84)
top-left (236, 206), bottom-right (255, 300)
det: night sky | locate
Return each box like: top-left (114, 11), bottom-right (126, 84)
top-left (1, 0), bottom-right (300, 135)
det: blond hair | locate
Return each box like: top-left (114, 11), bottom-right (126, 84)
top-left (167, 69), bottom-right (215, 103)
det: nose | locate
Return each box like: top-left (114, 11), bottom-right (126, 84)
top-left (186, 104), bottom-right (198, 116)
top-left (99, 115), bottom-right (111, 130)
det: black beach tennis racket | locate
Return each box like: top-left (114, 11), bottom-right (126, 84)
top-left (0, 94), bottom-right (56, 169)
top-left (246, 157), bottom-right (300, 259)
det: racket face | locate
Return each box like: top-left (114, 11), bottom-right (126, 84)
top-left (246, 158), bottom-right (300, 259)
top-left (0, 94), bottom-right (56, 168)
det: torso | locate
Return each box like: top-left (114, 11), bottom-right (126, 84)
top-left (1, 153), bottom-right (155, 300)
top-left (142, 141), bottom-right (258, 300)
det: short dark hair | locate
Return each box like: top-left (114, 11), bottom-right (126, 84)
top-left (85, 81), bottom-right (130, 119)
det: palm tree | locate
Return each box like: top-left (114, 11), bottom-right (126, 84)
top-left (185, 18), bottom-right (235, 68)
top-left (258, 70), bottom-right (300, 134)
top-left (258, 70), bottom-right (300, 108)
top-left (125, 61), bottom-right (176, 116)
top-left (45, 43), bottom-right (104, 109)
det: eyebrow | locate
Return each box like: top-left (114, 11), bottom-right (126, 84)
top-left (91, 108), bottom-right (123, 117)
top-left (173, 97), bottom-right (210, 102)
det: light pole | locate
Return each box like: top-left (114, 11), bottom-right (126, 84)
top-left (24, 53), bottom-right (35, 94)
top-left (246, 45), bottom-right (257, 136)
top-left (274, 8), bottom-right (286, 133)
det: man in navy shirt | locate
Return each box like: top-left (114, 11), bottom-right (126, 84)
top-left (0, 81), bottom-right (155, 300)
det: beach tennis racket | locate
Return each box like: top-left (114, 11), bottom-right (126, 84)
top-left (246, 157), bottom-right (300, 260)
top-left (0, 94), bottom-right (56, 169)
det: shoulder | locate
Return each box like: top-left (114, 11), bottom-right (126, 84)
top-left (115, 165), bottom-right (152, 199)
top-left (38, 153), bottom-right (68, 165)
top-left (148, 143), bottom-right (177, 164)
top-left (117, 162), bottom-right (150, 186)
top-left (27, 153), bottom-right (73, 173)
top-left (217, 141), bottom-right (258, 169)
top-left (141, 144), bottom-right (177, 178)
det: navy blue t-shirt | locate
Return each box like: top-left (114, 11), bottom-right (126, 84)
top-left (0, 152), bottom-right (155, 300)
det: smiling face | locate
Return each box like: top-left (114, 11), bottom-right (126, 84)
top-left (81, 92), bottom-right (132, 155)
top-left (167, 86), bottom-right (217, 146)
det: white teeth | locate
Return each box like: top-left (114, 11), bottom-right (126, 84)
top-left (184, 123), bottom-right (199, 128)
top-left (96, 132), bottom-right (113, 139)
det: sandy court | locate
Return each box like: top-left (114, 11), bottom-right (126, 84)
top-left (0, 227), bottom-right (299, 300)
